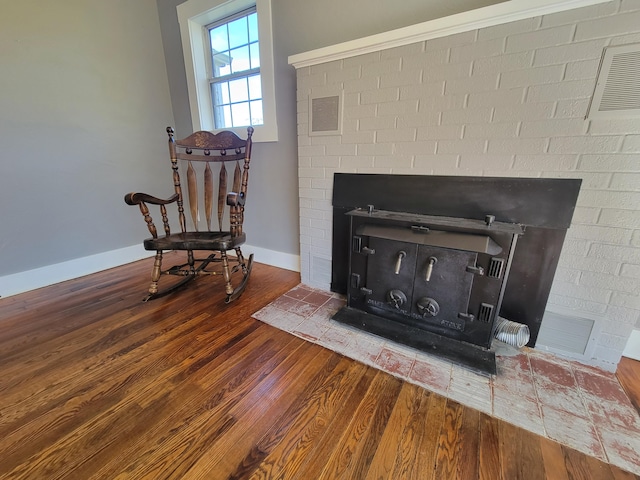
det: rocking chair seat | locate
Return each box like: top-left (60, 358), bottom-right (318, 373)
top-left (143, 232), bottom-right (246, 252)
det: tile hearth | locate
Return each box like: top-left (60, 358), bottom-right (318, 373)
top-left (252, 284), bottom-right (640, 476)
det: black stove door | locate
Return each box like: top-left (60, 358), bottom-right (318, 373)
top-left (363, 237), bottom-right (477, 332)
top-left (364, 237), bottom-right (418, 315)
top-left (410, 245), bottom-right (476, 333)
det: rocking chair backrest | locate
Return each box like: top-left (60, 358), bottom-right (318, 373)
top-left (167, 126), bottom-right (253, 237)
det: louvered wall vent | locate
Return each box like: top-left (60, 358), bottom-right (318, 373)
top-left (587, 43), bottom-right (640, 119)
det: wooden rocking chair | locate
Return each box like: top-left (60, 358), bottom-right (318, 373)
top-left (125, 126), bottom-right (254, 303)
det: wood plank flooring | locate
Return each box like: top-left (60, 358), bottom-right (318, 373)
top-left (617, 356), bottom-right (640, 416)
top-left (0, 256), bottom-right (638, 479)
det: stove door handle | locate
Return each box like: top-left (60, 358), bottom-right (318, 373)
top-left (394, 251), bottom-right (406, 274)
top-left (425, 256), bottom-right (438, 281)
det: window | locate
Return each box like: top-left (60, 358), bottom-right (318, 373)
top-left (208, 8), bottom-right (263, 128)
top-left (177, 0), bottom-right (277, 142)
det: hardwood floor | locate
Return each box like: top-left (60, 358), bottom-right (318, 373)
top-left (0, 256), bottom-right (638, 479)
top-left (617, 356), bottom-right (640, 416)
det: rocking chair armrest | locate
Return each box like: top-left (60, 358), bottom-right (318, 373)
top-left (124, 192), bottom-right (180, 206)
top-left (226, 191), bottom-right (245, 207)
top-left (125, 192), bottom-right (179, 239)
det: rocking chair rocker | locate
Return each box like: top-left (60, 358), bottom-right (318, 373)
top-left (125, 126), bottom-right (254, 303)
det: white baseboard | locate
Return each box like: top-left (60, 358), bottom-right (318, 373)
top-left (242, 243), bottom-right (301, 273)
top-left (0, 245), bottom-right (154, 299)
top-left (0, 243), bottom-right (300, 299)
top-left (623, 329), bottom-right (640, 361)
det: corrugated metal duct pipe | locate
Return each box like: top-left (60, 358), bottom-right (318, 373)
top-left (494, 317), bottom-right (530, 348)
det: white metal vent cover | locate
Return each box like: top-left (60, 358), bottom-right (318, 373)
top-left (536, 306), bottom-right (601, 363)
top-left (587, 43), bottom-right (640, 119)
top-left (309, 90), bottom-right (343, 136)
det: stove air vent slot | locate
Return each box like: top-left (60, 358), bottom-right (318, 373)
top-left (478, 303), bottom-right (494, 323)
top-left (488, 257), bottom-right (505, 279)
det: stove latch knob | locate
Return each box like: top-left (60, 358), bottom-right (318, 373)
top-left (424, 256), bottom-right (438, 281)
top-left (387, 289), bottom-right (407, 309)
top-left (417, 297), bottom-right (440, 317)
top-left (360, 287), bottom-right (373, 296)
top-left (485, 214), bottom-right (495, 226)
top-left (465, 264), bottom-right (484, 276)
top-left (394, 251), bottom-right (407, 274)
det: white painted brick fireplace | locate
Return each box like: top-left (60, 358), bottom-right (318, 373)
top-left (290, 0), bottom-right (640, 370)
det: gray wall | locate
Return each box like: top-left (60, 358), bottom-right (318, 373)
top-left (1, 0), bottom-right (174, 276)
top-left (155, 0), bottom-right (502, 258)
top-left (0, 0), bottom-right (501, 284)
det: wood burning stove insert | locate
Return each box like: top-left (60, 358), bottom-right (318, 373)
top-left (330, 174), bottom-right (581, 375)
top-left (334, 208), bottom-right (523, 374)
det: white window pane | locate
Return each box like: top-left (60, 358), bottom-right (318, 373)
top-left (248, 13), bottom-right (258, 43)
top-left (209, 24), bottom-right (228, 52)
top-left (229, 46), bottom-right (250, 74)
top-left (214, 105), bottom-right (233, 128)
top-left (211, 81), bottom-right (230, 105)
top-left (214, 105), bottom-right (225, 127)
top-left (250, 100), bottom-right (264, 125)
top-left (212, 53), bottom-right (231, 77)
top-left (231, 102), bottom-right (251, 127)
top-left (221, 82), bottom-right (230, 103)
top-left (248, 74), bottom-right (262, 100)
top-left (228, 16), bottom-right (248, 49)
top-left (229, 78), bottom-right (249, 103)
top-left (211, 82), bottom-right (223, 105)
top-left (214, 104), bottom-right (232, 129)
top-left (250, 42), bottom-right (260, 69)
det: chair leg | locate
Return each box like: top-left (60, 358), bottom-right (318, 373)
top-left (143, 249), bottom-right (250, 303)
top-left (146, 250), bottom-right (163, 299)
top-left (235, 247), bottom-right (248, 274)
top-left (143, 249), bottom-right (199, 302)
top-left (225, 253), bottom-right (253, 304)
top-left (220, 251), bottom-right (234, 296)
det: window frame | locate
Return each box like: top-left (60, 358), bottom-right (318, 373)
top-left (177, 0), bottom-right (278, 142)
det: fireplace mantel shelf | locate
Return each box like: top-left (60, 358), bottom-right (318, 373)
top-left (288, 0), bottom-right (609, 69)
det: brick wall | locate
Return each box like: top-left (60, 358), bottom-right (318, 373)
top-left (295, 0), bottom-right (640, 368)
